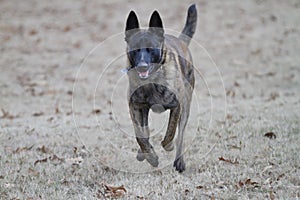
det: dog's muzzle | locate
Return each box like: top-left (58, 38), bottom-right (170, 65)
top-left (135, 61), bottom-right (154, 79)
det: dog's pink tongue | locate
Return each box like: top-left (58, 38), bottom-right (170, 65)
top-left (138, 71), bottom-right (149, 78)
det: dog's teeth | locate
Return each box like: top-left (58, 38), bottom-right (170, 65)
top-left (139, 71), bottom-right (149, 78)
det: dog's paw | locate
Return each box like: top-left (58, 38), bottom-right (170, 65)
top-left (173, 156), bottom-right (186, 173)
top-left (136, 149), bottom-right (145, 161)
top-left (145, 152), bottom-right (159, 167)
top-left (137, 149), bottom-right (159, 167)
top-left (161, 140), bottom-right (174, 151)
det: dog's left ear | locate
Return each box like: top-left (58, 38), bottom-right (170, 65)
top-left (149, 11), bottom-right (164, 38)
top-left (125, 11), bottom-right (139, 41)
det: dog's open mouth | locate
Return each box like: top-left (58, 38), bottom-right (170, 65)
top-left (138, 71), bottom-right (149, 79)
top-left (136, 65), bottom-right (154, 79)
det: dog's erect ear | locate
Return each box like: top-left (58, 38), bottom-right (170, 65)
top-left (125, 11), bottom-right (139, 40)
top-left (149, 11), bottom-right (164, 38)
top-left (149, 11), bottom-right (163, 29)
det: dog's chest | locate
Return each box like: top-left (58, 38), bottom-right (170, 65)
top-left (129, 83), bottom-right (179, 111)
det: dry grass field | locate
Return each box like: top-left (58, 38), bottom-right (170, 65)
top-left (0, 0), bottom-right (299, 199)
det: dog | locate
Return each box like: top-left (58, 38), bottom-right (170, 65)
top-left (124, 4), bottom-right (197, 172)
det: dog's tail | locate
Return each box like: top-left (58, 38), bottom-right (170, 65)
top-left (179, 4), bottom-right (197, 46)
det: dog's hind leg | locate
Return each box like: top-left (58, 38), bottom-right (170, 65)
top-left (173, 100), bottom-right (191, 172)
top-left (129, 103), bottom-right (159, 167)
top-left (161, 105), bottom-right (180, 151)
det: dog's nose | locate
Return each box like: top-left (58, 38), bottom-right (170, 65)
top-left (137, 61), bottom-right (148, 67)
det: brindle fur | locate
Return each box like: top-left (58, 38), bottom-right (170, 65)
top-left (125, 4), bottom-right (197, 172)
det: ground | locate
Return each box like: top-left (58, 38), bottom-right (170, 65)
top-left (0, 0), bottom-right (299, 199)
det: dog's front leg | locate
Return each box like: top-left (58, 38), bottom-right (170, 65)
top-left (161, 105), bottom-right (180, 151)
top-left (129, 102), bottom-right (159, 167)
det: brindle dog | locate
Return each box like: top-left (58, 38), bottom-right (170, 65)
top-left (124, 4), bottom-right (197, 172)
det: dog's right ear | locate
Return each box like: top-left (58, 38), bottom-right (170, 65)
top-left (149, 11), bottom-right (164, 39)
top-left (125, 11), bottom-right (139, 40)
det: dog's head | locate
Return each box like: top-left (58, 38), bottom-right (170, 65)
top-left (125, 11), bottom-right (165, 79)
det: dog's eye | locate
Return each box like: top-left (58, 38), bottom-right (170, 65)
top-left (129, 49), bottom-right (138, 56)
top-left (150, 48), bottom-right (162, 63)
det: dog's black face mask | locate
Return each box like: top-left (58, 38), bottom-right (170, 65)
top-left (125, 11), bottom-right (164, 79)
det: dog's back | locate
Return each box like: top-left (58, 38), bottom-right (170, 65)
top-left (164, 34), bottom-right (195, 89)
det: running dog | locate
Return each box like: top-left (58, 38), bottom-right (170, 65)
top-left (124, 4), bottom-right (197, 172)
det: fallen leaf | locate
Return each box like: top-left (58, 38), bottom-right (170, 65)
top-left (73, 147), bottom-right (78, 154)
top-left (29, 29), bottom-right (38, 35)
top-left (251, 48), bottom-right (262, 55)
top-left (226, 114), bottom-right (233, 120)
top-left (238, 180), bottom-right (244, 187)
top-left (184, 189), bottom-right (190, 195)
top-left (227, 144), bottom-right (242, 150)
top-left (73, 41), bottom-right (81, 48)
top-left (13, 145), bottom-right (34, 154)
top-left (65, 77), bottom-right (75, 82)
top-left (269, 191), bottom-right (275, 200)
top-left (50, 154), bottom-right (64, 163)
top-left (34, 157), bottom-right (48, 166)
top-left (104, 185), bottom-right (127, 198)
top-left (264, 132), bottom-right (276, 139)
top-left (66, 156), bottom-right (83, 166)
top-left (276, 173), bottom-right (285, 181)
top-left (268, 161), bottom-right (276, 166)
top-left (266, 72), bottom-right (276, 76)
top-left (2, 34), bottom-right (11, 41)
top-left (226, 89), bottom-right (235, 98)
top-left (63, 25), bottom-right (71, 32)
top-left (237, 178), bottom-right (258, 188)
top-left (32, 112), bottom-right (44, 117)
top-left (1, 109), bottom-right (18, 119)
top-left (284, 74), bottom-right (295, 81)
top-left (267, 92), bottom-right (279, 101)
top-left (47, 117), bottom-right (54, 122)
top-left (234, 81), bottom-right (240, 87)
top-left (245, 178), bottom-right (257, 185)
top-left (34, 154), bottom-right (64, 166)
top-left (61, 178), bottom-right (70, 186)
top-left (96, 189), bottom-right (106, 199)
top-left (55, 103), bottom-right (60, 114)
top-left (264, 177), bottom-right (272, 185)
top-left (219, 156), bottom-right (239, 165)
top-left (224, 136), bottom-right (237, 140)
top-left (270, 15), bottom-right (277, 22)
top-left (37, 145), bottom-right (50, 154)
top-left (92, 109), bottom-right (101, 114)
top-left (28, 168), bottom-right (39, 176)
